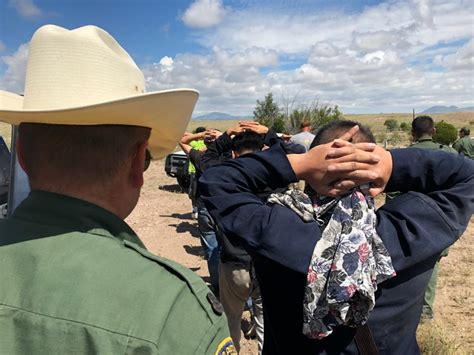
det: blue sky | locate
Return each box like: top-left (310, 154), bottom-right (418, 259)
top-left (1, 0), bottom-right (473, 115)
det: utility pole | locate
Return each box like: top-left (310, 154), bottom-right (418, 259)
top-left (412, 108), bottom-right (415, 119)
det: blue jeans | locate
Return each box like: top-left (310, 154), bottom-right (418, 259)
top-left (197, 206), bottom-right (220, 295)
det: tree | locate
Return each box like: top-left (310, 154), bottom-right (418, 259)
top-left (434, 121), bottom-right (457, 145)
top-left (253, 93), bottom-right (286, 132)
top-left (399, 122), bottom-right (411, 132)
top-left (285, 101), bottom-right (343, 133)
top-left (384, 119), bottom-right (399, 132)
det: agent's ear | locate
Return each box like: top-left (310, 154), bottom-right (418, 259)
top-left (130, 140), bottom-right (148, 188)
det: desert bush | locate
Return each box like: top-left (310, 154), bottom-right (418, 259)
top-left (376, 132), bottom-right (387, 145)
top-left (434, 121), bottom-right (457, 145)
top-left (384, 119), bottom-right (399, 132)
top-left (400, 122), bottom-right (411, 132)
top-left (287, 104), bottom-right (342, 133)
top-left (254, 93), bottom-right (342, 133)
top-left (390, 131), bottom-right (403, 145)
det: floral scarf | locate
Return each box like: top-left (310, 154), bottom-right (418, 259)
top-left (267, 188), bottom-right (396, 339)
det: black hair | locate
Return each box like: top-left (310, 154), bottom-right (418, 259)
top-left (194, 126), bottom-right (206, 133)
top-left (231, 131), bottom-right (264, 155)
top-left (310, 120), bottom-right (375, 149)
top-left (460, 127), bottom-right (470, 136)
top-left (412, 116), bottom-right (434, 138)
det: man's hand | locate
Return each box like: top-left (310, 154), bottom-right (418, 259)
top-left (287, 126), bottom-right (393, 196)
top-left (180, 131), bottom-right (206, 144)
top-left (226, 125), bottom-right (245, 136)
top-left (239, 121), bottom-right (269, 135)
top-left (204, 129), bottom-right (222, 141)
top-left (327, 140), bottom-right (392, 196)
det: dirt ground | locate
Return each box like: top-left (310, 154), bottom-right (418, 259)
top-left (127, 158), bottom-right (473, 355)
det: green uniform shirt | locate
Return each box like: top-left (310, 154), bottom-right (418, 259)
top-left (0, 190), bottom-right (235, 355)
top-left (452, 136), bottom-right (474, 159)
top-left (409, 136), bottom-right (458, 153)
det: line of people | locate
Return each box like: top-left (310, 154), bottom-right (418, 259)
top-left (179, 121), bottom-right (307, 353)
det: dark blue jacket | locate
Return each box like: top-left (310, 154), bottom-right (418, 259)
top-left (200, 145), bottom-right (474, 354)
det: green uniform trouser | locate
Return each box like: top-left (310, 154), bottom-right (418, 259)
top-left (422, 260), bottom-right (440, 317)
top-left (422, 248), bottom-right (448, 317)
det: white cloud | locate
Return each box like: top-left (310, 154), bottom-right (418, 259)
top-left (434, 39), bottom-right (474, 71)
top-left (159, 56), bottom-right (174, 72)
top-left (169, 0), bottom-right (473, 114)
top-left (8, 0), bottom-right (42, 17)
top-left (213, 47), bottom-right (279, 68)
top-left (411, 0), bottom-right (435, 27)
top-left (182, 0), bottom-right (226, 28)
top-left (0, 43), bottom-right (29, 93)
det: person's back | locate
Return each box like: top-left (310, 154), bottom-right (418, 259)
top-left (453, 127), bottom-right (474, 158)
top-left (199, 120), bottom-right (474, 354)
top-left (0, 191), bottom-right (229, 354)
top-left (290, 121), bottom-right (315, 152)
top-left (0, 24), bottom-right (235, 355)
top-left (409, 115), bottom-right (457, 153)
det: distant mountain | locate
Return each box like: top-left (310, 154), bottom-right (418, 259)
top-left (421, 105), bottom-right (474, 114)
top-left (193, 111), bottom-right (252, 120)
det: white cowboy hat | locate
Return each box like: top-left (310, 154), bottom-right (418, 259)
top-left (0, 24), bottom-right (199, 159)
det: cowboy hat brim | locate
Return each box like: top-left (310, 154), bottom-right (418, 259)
top-left (0, 89), bottom-right (199, 159)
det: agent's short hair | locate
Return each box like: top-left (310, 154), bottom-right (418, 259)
top-left (231, 131), bottom-right (264, 155)
top-left (412, 116), bottom-right (434, 138)
top-left (19, 123), bottom-right (150, 186)
top-left (194, 126), bottom-right (206, 134)
top-left (460, 127), bottom-right (470, 136)
top-left (310, 120), bottom-right (375, 148)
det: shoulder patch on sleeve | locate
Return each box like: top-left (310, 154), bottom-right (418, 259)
top-left (215, 337), bottom-right (237, 355)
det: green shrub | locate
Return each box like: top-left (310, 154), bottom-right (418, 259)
top-left (400, 122), bottom-right (411, 132)
top-left (434, 121), bottom-right (457, 145)
top-left (384, 119), bottom-right (398, 132)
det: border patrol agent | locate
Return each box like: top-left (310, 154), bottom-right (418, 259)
top-left (409, 116), bottom-right (457, 320)
top-left (0, 25), bottom-right (235, 355)
top-left (453, 127), bottom-right (474, 159)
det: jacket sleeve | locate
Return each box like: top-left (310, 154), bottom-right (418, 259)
top-left (200, 143), bottom-right (318, 274)
top-left (377, 148), bottom-right (474, 272)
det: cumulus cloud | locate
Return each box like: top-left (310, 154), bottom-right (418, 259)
top-left (159, 56), bottom-right (174, 72)
top-left (213, 47), bottom-right (279, 68)
top-left (434, 39), bottom-right (474, 71)
top-left (0, 43), bottom-right (29, 93)
top-left (8, 0), bottom-right (42, 17)
top-left (182, 0), bottom-right (226, 28)
top-left (171, 0), bottom-right (472, 113)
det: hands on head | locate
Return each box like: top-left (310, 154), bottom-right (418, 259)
top-left (288, 126), bottom-right (392, 197)
top-left (226, 121), bottom-right (269, 136)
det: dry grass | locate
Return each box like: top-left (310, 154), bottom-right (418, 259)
top-left (417, 323), bottom-right (463, 355)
